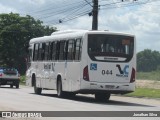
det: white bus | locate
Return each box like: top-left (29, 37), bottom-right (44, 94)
top-left (26, 30), bottom-right (136, 101)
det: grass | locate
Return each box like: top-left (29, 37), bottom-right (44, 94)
top-left (20, 75), bottom-right (26, 85)
top-left (127, 71), bottom-right (160, 98)
top-left (137, 71), bottom-right (160, 81)
top-left (125, 88), bottom-right (160, 98)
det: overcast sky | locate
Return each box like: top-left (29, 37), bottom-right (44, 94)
top-left (0, 0), bottom-right (160, 52)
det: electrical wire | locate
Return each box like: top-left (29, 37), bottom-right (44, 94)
top-left (45, 9), bottom-right (91, 25)
top-left (30, 0), bottom-right (160, 26)
top-left (100, 0), bottom-right (151, 10)
top-left (61, 3), bottom-right (89, 21)
top-left (28, 0), bottom-right (85, 15)
top-left (37, 3), bottom-right (88, 20)
top-left (84, 0), bottom-right (93, 7)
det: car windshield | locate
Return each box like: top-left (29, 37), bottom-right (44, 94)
top-left (0, 67), bottom-right (17, 71)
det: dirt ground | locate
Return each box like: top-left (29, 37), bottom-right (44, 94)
top-left (136, 80), bottom-right (160, 89)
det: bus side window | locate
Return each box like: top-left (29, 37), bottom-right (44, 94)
top-left (44, 42), bottom-right (50, 61)
top-left (75, 38), bottom-right (82, 61)
top-left (27, 44), bottom-right (33, 63)
top-left (28, 49), bottom-right (32, 62)
top-left (51, 41), bottom-right (57, 60)
top-left (38, 43), bottom-right (43, 61)
top-left (33, 43), bottom-right (39, 61)
top-left (48, 42), bottom-right (51, 60)
top-left (67, 39), bottom-right (75, 61)
top-left (41, 43), bottom-right (45, 61)
top-left (56, 41), bottom-right (60, 60)
top-left (59, 41), bottom-right (67, 61)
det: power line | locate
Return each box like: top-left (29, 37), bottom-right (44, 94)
top-left (61, 4), bottom-right (89, 21)
top-left (40, 0), bottom-right (159, 27)
top-left (26, 0), bottom-right (93, 26)
top-left (45, 9), bottom-right (91, 25)
top-left (47, 9), bottom-right (91, 23)
top-left (64, 10), bottom-right (91, 22)
top-left (100, 0), bottom-right (153, 10)
top-left (37, 3), bottom-right (88, 20)
top-left (28, 0), bottom-right (85, 15)
top-left (100, 1), bottom-right (124, 6)
top-left (84, 0), bottom-right (93, 7)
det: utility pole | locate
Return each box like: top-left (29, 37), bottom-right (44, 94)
top-left (92, 0), bottom-right (98, 30)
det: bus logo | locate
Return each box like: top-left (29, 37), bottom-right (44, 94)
top-left (116, 65), bottom-right (129, 77)
top-left (90, 63), bottom-right (97, 70)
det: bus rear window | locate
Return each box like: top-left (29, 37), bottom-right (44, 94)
top-left (88, 34), bottom-right (134, 62)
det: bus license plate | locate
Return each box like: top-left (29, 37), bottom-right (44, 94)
top-left (105, 85), bottom-right (114, 89)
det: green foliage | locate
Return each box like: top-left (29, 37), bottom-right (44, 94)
top-left (20, 75), bottom-right (26, 85)
top-left (0, 13), bottom-right (57, 74)
top-left (137, 71), bottom-right (160, 81)
top-left (137, 49), bottom-right (160, 72)
top-left (125, 88), bottom-right (160, 98)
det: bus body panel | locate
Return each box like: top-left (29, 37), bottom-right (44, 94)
top-left (26, 30), bottom-right (136, 95)
top-left (79, 32), bottom-right (136, 93)
top-left (65, 62), bottom-right (81, 91)
top-left (88, 60), bottom-right (133, 83)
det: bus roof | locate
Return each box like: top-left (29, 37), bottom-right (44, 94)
top-left (29, 30), bottom-right (134, 44)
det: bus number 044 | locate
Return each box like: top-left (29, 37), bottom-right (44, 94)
top-left (102, 70), bottom-right (113, 75)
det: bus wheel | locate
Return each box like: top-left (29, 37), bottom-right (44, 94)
top-left (57, 80), bottom-right (65, 98)
top-left (34, 79), bottom-right (42, 95)
top-left (16, 84), bottom-right (19, 89)
top-left (95, 93), bottom-right (111, 101)
top-left (10, 85), bottom-right (13, 88)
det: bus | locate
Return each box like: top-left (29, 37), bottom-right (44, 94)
top-left (26, 30), bottom-right (136, 101)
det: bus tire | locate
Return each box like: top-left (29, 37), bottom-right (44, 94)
top-left (33, 77), bottom-right (42, 95)
top-left (95, 93), bottom-right (111, 101)
top-left (10, 85), bottom-right (13, 88)
top-left (16, 84), bottom-right (19, 89)
top-left (57, 79), bottom-right (65, 98)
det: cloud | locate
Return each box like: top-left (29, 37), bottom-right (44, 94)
top-left (0, 0), bottom-right (160, 52)
top-left (96, 1), bottom-right (160, 52)
top-left (56, 16), bottom-right (92, 30)
top-left (19, 0), bottom-right (45, 5)
top-left (0, 3), bottom-right (17, 13)
top-left (54, 1), bottom-right (160, 52)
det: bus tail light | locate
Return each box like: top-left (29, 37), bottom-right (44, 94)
top-left (83, 66), bottom-right (89, 81)
top-left (130, 68), bottom-right (136, 83)
top-left (0, 73), bottom-right (2, 77)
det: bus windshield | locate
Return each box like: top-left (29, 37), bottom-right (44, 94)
top-left (88, 34), bottom-right (134, 62)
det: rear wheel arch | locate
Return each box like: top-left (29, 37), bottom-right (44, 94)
top-left (57, 75), bottom-right (62, 87)
top-left (32, 74), bottom-right (42, 94)
top-left (56, 75), bottom-right (65, 97)
top-left (16, 84), bottom-right (19, 89)
top-left (32, 74), bottom-right (36, 87)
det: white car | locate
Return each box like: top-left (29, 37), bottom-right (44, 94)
top-left (0, 67), bottom-right (20, 88)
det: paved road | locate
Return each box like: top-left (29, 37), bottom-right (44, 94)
top-left (0, 85), bottom-right (160, 120)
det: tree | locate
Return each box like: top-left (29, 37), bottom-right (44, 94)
top-left (137, 49), bottom-right (160, 72)
top-left (0, 13), bottom-right (57, 74)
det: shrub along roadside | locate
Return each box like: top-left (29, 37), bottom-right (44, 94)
top-left (125, 88), bottom-right (160, 99)
top-left (137, 71), bottom-right (160, 81)
top-left (20, 75), bottom-right (26, 85)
